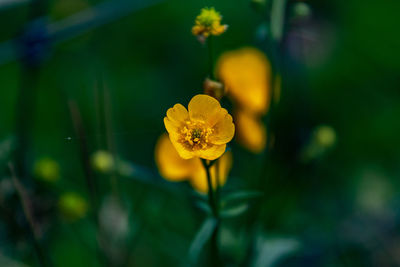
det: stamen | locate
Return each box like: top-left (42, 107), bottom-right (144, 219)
top-left (179, 121), bottom-right (214, 150)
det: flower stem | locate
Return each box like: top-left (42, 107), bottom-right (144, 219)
top-left (207, 36), bottom-right (215, 79)
top-left (201, 159), bottom-right (218, 217)
top-left (201, 159), bottom-right (221, 266)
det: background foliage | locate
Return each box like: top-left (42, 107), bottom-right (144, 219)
top-left (0, 0), bottom-right (400, 266)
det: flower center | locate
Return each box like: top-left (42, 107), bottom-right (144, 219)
top-left (180, 121), bottom-right (213, 150)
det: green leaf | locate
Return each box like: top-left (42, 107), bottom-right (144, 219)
top-left (220, 203), bottom-right (249, 218)
top-left (222, 191), bottom-right (264, 204)
top-left (270, 0), bottom-right (287, 41)
top-left (251, 237), bottom-right (300, 267)
top-left (187, 217), bottom-right (217, 265)
top-left (195, 200), bottom-right (211, 215)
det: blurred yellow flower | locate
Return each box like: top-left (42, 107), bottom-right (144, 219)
top-left (190, 152), bottom-right (232, 193)
top-left (192, 7), bottom-right (228, 41)
top-left (91, 150), bottom-right (114, 173)
top-left (34, 158), bottom-right (60, 182)
top-left (58, 192), bottom-right (88, 221)
top-left (217, 47), bottom-right (271, 114)
top-left (164, 94), bottom-right (235, 160)
top-left (155, 134), bottom-right (232, 193)
top-left (155, 134), bottom-right (199, 181)
top-left (235, 110), bottom-right (267, 153)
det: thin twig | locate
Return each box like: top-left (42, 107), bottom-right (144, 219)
top-left (8, 162), bottom-right (50, 267)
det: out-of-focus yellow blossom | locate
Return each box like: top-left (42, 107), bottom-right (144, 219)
top-left (155, 134), bottom-right (232, 193)
top-left (314, 125), bottom-right (336, 148)
top-left (58, 192), bottom-right (88, 221)
top-left (92, 150), bottom-right (114, 173)
top-left (34, 158), bottom-right (60, 182)
top-left (235, 110), bottom-right (267, 153)
top-left (164, 94), bottom-right (235, 160)
top-left (155, 134), bottom-right (199, 181)
top-left (190, 151), bottom-right (232, 193)
top-left (217, 47), bottom-right (271, 115)
top-left (192, 7), bottom-right (228, 41)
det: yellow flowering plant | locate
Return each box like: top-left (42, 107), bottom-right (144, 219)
top-left (154, 8), bottom-right (273, 265)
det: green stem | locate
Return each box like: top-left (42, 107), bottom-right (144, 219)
top-left (201, 159), bottom-right (217, 217)
top-left (207, 36), bottom-right (215, 79)
top-left (201, 159), bottom-right (221, 266)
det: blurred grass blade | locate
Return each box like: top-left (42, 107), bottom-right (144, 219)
top-left (48, 0), bottom-right (163, 44)
top-left (187, 217), bottom-right (217, 266)
top-left (0, 136), bottom-right (14, 164)
top-left (0, 0), bottom-right (31, 11)
top-left (220, 203), bottom-right (249, 218)
top-left (270, 0), bottom-right (286, 41)
top-left (251, 237), bottom-right (300, 267)
top-left (222, 191), bottom-right (263, 204)
top-left (0, 0), bottom-right (164, 65)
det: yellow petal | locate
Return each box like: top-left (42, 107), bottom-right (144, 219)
top-left (155, 134), bottom-right (196, 181)
top-left (164, 117), bottom-right (178, 134)
top-left (188, 94), bottom-right (222, 126)
top-left (210, 110), bottom-right (235, 145)
top-left (189, 151), bottom-right (232, 193)
top-left (168, 133), bottom-right (195, 159)
top-left (217, 47), bottom-right (271, 114)
top-left (193, 143), bottom-right (226, 160)
top-left (235, 110), bottom-right (266, 153)
top-left (166, 104), bottom-right (189, 125)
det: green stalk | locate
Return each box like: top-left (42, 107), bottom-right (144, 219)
top-left (201, 159), bottom-right (221, 266)
top-left (201, 159), bottom-right (217, 217)
top-left (207, 36), bottom-right (215, 79)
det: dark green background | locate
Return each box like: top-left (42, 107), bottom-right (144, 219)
top-left (0, 0), bottom-right (399, 266)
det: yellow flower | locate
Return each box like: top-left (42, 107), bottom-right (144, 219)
top-left (58, 192), bottom-right (88, 221)
top-left (217, 47), bottom-right (271, 115)
top-left (164, 94), bottom-right (235, 160)
top-left (34, 158), bottom-right (60, 182)
top-left (235, 110), bottom-right (267, 153)
top-left (155, 134), bottom-right (232, 193)
top-left (192, 7), bottom-right (228, 40)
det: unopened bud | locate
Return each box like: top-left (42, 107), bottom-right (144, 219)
top-left (92, 150), bottom-right (114, 173)
top-left (59, 192), bottom-right (88, 221)
top-left (204, 78), bottom-right (225, 100)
